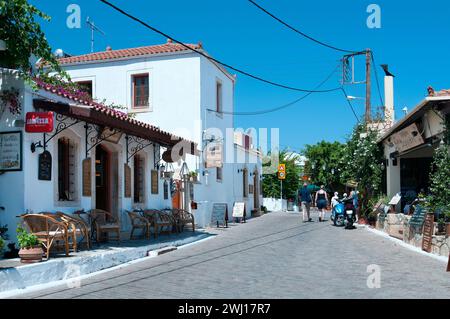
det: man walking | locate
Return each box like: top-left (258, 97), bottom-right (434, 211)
top-left (298, 183), bottom-right (312, 222)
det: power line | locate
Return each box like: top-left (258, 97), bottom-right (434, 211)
top-left (99, 0), bottom-right (342, 93)
top-left (207, 64), bottom-right (340, 116)
top-left (340, 87), bottom-right (360, 122)
top-left (247, 0), bottom-right (359, 54)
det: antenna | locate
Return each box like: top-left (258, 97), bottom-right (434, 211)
top-left (86, 17), bottom-right (105, 53)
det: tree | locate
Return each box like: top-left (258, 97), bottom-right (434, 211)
top-left (427, 141), bottom-right (450, 217)
top-left (0, 0), bottom-right (65, 81)
top-left (302, 141), bottom-right (345, 192)
top-left (340, 123), bottom-right (383, 216)
top-left (262, 150), bottom-right (302, 199)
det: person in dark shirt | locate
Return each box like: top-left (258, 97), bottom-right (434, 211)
top-left (298, 183), bottom-right (312, 222)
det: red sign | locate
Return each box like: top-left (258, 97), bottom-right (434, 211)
top-left (25, 112), bottom-right (54, 133)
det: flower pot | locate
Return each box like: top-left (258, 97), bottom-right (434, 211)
top-left (19, 246), bottom-right (44, 263)
top-left (358, 218), bottom-right (367, 225)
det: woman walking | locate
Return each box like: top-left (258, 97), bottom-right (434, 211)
top-left (315, 185), bottom-right (329, 222)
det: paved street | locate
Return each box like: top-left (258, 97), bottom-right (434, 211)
top-left (15, 211), bottom-right (450, 299)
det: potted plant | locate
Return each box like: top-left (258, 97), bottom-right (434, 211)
top-left (0, 237), bottom-right (4, 255)
top-left (367, 211), bottom-right (378, 227)
top-left (189, 171), bottom-right (198, 183)
top-left (16, 226), bottom-right (43, 263)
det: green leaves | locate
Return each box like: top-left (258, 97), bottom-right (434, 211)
top-left (16, 225), bottom-right (40, 249)
top-left (427, 142), bottom-right (450, 217)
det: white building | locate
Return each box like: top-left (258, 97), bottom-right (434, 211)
top-left (1, 67), bottom-right (198, 241)
top-left (50, 40), bottom-right (263, 227)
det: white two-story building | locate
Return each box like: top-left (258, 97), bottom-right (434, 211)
top-left (53, 40), bottom-right (263, 227)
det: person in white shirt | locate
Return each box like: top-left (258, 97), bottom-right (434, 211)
top-left (331, 192), bottom-right (339, 209)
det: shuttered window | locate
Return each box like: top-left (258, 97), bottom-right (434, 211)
top-left (58, 137), bottom-right (76, 201)
top-left (133, 155), bottom-right (145, 203)
top-left (132, 74), bottom-right (149, 108)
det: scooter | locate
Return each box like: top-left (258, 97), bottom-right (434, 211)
top-left (331, 200), bottom-right (345, 227)
top-left (342, 197), bottom-right (356, 229)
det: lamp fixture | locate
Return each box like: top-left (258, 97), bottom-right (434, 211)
top-left (31, 141), bottom-right (44, 153)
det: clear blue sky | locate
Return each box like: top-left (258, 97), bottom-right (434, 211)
top-left (31, 0), bottom-right (450, 153)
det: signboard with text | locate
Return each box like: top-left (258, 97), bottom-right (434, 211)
top-left (422, 213), bottom-right (434, 253)
top-left (25, 112), bottom-right (54, 133)
top-left (390, 123), bottom-right (424, 153)
top-left (0, 131), bottom-right (22, 171)
top-left (211, 203), bottom-right (228, 227)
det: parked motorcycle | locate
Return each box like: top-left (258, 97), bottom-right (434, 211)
top-left (331, 196), bottom-right (356, 229)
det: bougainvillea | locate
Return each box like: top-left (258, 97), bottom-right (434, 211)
top-left (0, 88), bottom-right (21, 115)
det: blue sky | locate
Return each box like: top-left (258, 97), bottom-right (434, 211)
top-left (31, 0), bottom-right (450, 153)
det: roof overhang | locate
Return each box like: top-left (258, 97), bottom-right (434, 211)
top-left (33, 99), bottom-right (197, 155)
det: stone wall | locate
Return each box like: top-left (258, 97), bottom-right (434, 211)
top-left (376, 213), bottom-right (450, 257)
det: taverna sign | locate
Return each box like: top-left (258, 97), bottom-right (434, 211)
top-left (25, 112), bottom-right (54, 133)
top-left (390, 123), bottom-right (424, 153)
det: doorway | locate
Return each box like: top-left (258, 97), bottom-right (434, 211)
top-left (253, 170), bottom-right (260, 211)
top-left (95, 145), bottom-right (110, 212)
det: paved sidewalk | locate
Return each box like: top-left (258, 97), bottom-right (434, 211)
top-left (11, 211), bottom-right (450, 299)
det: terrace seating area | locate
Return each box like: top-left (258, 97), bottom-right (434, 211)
top-left (16, 208), bottom-right (195, 260)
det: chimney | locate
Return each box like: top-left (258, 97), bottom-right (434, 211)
top-left (382, 64), bottom-right (395, 126)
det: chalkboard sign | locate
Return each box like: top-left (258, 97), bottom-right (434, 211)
top-left (211, 203), bottom-right (228, 227)
top-left (38, 150), bottom-right (52, 180)
top-left (82, 158), bottom-right (92, 196)
top-left (422, 213), bottom-right (434, 253)
top-left (409, 205), bottom-right (426, 227)
top-left (232, 202), bottom-right (246, 222)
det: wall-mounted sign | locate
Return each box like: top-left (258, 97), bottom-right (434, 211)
top-left (0, 131), bottom-right (22, 171)
top-left (205, 143), bottom-right (223, 168)
top-left (390, 123), bottom-right (424, 153)
top-left (38, 150), bottom-right (52, 180)
top-left (211, 203), bottom-right (228, 227)
top-left (25, 112), bottom-right (54, 133)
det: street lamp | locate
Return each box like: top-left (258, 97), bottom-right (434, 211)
top-left (346, 95), bottom-right (365, 101)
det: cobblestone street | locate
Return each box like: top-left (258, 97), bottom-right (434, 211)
top-left (15, 211), bottom-right (450, 299)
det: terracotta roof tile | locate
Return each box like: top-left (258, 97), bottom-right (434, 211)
top-left (56, 42), bottom-right (201, 65)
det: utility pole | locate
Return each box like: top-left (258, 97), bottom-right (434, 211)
top-left (365, 49), bottom-right (372, 123)
top-left (280, 179), bottom-right (283, 212)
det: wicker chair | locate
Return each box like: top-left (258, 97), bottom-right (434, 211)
top-left (127, 210), bottom-right (150, 240)
top-left (56, 212), bottom-right (91, 250)
top-left (21, 214), bottom-right (70, 259)
top-left (142, 209), bottom-right (174, 238)
top-left (88, 209), bottom-right (121, 243)
top-left (172, 208), bottom-right (195, 233)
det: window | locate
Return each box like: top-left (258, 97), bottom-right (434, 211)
top-left (58, 137), bottom-right (76, 201)
top-left (216, 167), bottom-right (223, 182)
top-left (216, 81), bottom-right (222, 112)
top-left (243, 168), bottom-right (248, 198)
top-left (132, 74), bottom-right (149, 108)
top-left (75, 80), bottom-right (93, 98)
top-left (133, 154), bottom-right (145, 203)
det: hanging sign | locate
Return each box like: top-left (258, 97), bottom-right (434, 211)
top-left (82, 158), bottom-right (92, 196)
top-left (25, 112), bottom-right (54, 133)
top-left (0, 131), bottom-right (22, 171)
top-left (38, 150), bottom-right (52, 181)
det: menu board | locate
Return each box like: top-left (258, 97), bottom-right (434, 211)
top-left (82, 158), bottom-right (92, 196)
top-left (38, 150), bottom-right (52, 181)
top-left (0, 131), bottom-right (22, 171)
top-left (211, 203), bottom-right (228, 227)
top-left (422, 213), bottom-right (434, 253)
top-left (232, 202), bottom-right (246, 218)
top-left (409, 205), bottom-right (426, 227)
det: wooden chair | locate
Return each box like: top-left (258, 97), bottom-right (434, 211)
top-left (21, 214), bottom-right (70, 259)
top-left (88, 209), bottom-right (121, 243)
top-left (127, 210), bottom-right (150, 239)
top-left (56, 212), bottom-right (91, 250)
top-left (142, 209), bottom-right (174, 239)
top-left (172, 208), bottom-right (195, 233)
